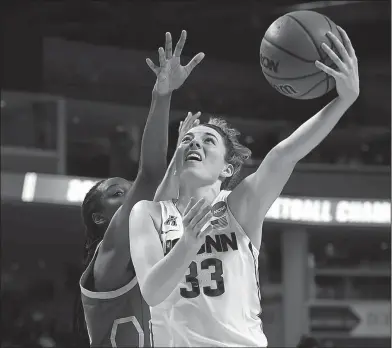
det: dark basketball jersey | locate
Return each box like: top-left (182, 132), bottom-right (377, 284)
top-left (80, 242), bottom-right (151, 347)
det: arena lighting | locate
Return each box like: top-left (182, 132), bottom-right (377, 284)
top-left (280, 1), bottom-right (364, 12)
top-left (17, 172), bottom-right (390, 227)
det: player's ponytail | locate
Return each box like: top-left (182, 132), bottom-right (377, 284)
top-left (72, 180), bottom-right (105, 347)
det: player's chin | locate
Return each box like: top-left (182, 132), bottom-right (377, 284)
top-left (181, 166), bottom-right (209, 181)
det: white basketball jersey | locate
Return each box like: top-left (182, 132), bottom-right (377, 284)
top-left (158, 191), bottom-right (268, 347)
top-left (149, 306), bottom-right (171, 347)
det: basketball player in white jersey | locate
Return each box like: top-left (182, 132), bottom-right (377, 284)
top-left (129, 27), bottom-right (359, 347)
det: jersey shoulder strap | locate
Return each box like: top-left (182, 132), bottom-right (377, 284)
top-left (80, 241), bottom-right (137, 300)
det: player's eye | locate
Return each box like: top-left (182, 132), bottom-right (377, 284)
top-left (205, 137), bottom-right (215, 144)
top-left (113, 191), bottom-right (124, 197)
top-left (182, 136), bottom-right (192, 143)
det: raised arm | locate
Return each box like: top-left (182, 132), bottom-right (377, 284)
top-left (154, 112), bottom-right (201, 202)
top-left (129, 198), bottom-right (212, 307)
top-left (94, 31), bottom-right (204, 291)
top-left (228, 26), bottom-right (359, 250)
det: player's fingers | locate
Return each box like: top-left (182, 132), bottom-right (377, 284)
top-left (321, 43), bottom-right (347, 74)
top-left (183, 197), bottom-right (196, 217)
top-left (183, 111), bottom-right (194, 125)
top-left (146, 58), bottom-right (159, 74)
top-left (315, 60), bottom-right (340, 79)
top-left (183, 198), bottom-right (206, 225)
top-left (197, 224), bottom-right (213, 239)
top-left (189, 204), bottom-right (212, 229)
top-left (193, 118), bottom-right (200, 127)
top-left (158, 47), bottom-right (166, 67)
top-left (184, 111), bottom-right (201, 128)
top-left (185, 52), bottom-right (205, 75)
top-left (337, 26), bottom-right (356, 60)
top-left (192, 210), bottom-right (213, 234)
top-left (174, 30), bottom-right (187, 57)
top-left (165, 32), bottom-right (173, 59)
top-left (178, 120), bottom-right (184, 132)
top-left (326, 32), bottom-right (350, 65)
top-left (192, 111), bottom-right (202, 121)
top-left (180, 112), bottom-right (196, 134)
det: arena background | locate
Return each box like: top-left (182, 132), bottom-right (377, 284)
top-left (1, 1), bottom-right (391, 347)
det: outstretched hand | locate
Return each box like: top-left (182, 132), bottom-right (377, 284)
top-left (315, 26), bottom-right (359, 104)
top-left (147, 30), bottom-right (205, 96)
top-left (173, 111), bottom-right (201, 176)
top-left (177, 111), bottom-right (201, 148)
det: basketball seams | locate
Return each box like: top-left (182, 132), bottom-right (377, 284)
top-left (286, 13), bottom-right (333, 99)
top-left (263, 69), bottom-right (324, 81)
top-left (286, 14), bottom-right (323, 61)
top-left (297, 75), bottom-right (334, 99)
top-left (322, 15), bottom-right (335, 94)
top-left (262, 37), bottom-right (315, 63)
top-left (261, 11), bottom-right (339, 99)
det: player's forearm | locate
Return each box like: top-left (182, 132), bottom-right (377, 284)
top-left (275, 96), bottom-right (355, 163)
top-left (139, 88), bottom-right (172, 179)
top-left (154, 152), bottom-right (179, 201)
top-left (142, 237), bottom-right (199, 307)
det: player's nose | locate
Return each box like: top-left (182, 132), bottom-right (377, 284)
top-left (189, 139), bottom-right (202, 149)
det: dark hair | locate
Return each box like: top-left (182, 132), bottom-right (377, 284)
top-left (204, 117), bottom-right (251, 190)
top-left (296, 335), bottom-right (319, 348)
top-left (72, 179), bottom-right (107, 346)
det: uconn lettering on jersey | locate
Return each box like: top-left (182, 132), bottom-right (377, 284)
top-left (164, 232), bottom-right (238, 256)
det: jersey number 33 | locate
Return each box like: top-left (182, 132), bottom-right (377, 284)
top-left (180, 258), bottom-right (225, 298)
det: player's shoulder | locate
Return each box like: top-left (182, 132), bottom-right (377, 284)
top-left (132, 199), bottom-right (160, 213)
top-left (131, 200), bottom-right (162, 223)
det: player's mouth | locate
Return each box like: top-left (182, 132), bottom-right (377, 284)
top-left (185, 150), bottom-right (202, 162)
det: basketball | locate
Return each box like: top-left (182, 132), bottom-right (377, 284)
top-left (260, 10), bottom-right (343, 99)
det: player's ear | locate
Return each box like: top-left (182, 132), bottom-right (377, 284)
top-left (221, 164), bottom-right (234, 178)
top-left (92, 213), bottom-right (106, 226)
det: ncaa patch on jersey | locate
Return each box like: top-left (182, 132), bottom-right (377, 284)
top-left (212, 201), bottom-right (227, 218)
top-left (211, 201), bottom-right (228, 230)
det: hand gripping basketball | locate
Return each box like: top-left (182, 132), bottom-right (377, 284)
top-left (181, 197), bottom-right (213, 248)
top-left (315, 26), bottom-right (359, 104)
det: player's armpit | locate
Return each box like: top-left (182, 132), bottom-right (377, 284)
top-left (153, 154), bottom-right (178, 202)
top-left (128, 200), bottom-right (165, 304)
top-left (227, 148), bottom-right (295, 249)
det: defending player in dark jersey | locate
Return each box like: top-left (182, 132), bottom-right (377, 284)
top-left (72, 30), bottom-right (204, 347)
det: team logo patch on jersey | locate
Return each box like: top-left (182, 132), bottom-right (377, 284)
top-left (164, 215), bottom-right (177, 227)
top-left (212, 201), bottom-right (227, 218)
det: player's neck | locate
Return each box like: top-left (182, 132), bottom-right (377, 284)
top-left (176, 182), bottom-right (221, 215)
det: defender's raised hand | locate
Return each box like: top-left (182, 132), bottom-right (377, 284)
top-left (146, 30), bottom-right (205, 96)
top-left (177, 111), bottom-right (201, 148)
top-left (315, 26), bottom-right (359, 104)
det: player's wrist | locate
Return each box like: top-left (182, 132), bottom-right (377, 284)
top-left (179, 234), bottom-right (201, 254)
top-left (152, 83), bottom-right (173, 98)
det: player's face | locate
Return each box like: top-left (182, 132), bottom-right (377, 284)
top-left (98, 177), bottom-right (133, 221)
top-left (177, 125), bottom-right (231, 185)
